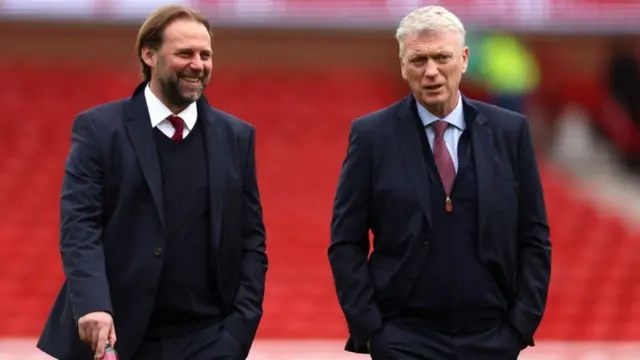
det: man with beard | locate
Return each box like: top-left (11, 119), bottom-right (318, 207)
top-left (37, 5), bottom-right (267, 360)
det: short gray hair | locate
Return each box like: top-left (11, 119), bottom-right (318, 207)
top-left (395, 6), bottom-right (466, 57)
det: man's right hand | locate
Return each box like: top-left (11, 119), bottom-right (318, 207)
top-left (77, 311), bottom-right (116, 358)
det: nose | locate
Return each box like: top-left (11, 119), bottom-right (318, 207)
top-left (189, 58), bottom-right (205, 71)
top-left (424, 60), bottom-right (439, 78)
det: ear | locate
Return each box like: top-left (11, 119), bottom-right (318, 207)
top-left (400, 57), bottom-right (408, 81)
top-left (141, 47), bottom-right (157, 69)
top-left (461, 46), bottom-right (469, 74)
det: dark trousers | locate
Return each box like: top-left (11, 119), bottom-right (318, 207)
top-left (132, 323), bottom-right (246, 360)
top-left (370, 319), bottom-right (524, 360)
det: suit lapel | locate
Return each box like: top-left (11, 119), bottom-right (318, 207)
top-left (125, 83), bottom-right (165, 229)
top-left (463, 98), bottom-right (492, 244)
top-left (394, 95), bottom-right (432, 227)
top-left (198, 99), bottom-right (227, 252)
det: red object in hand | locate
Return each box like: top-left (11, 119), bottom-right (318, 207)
top-left (98, 341), bottom-right (119, 360)
top-left (102, 349), bottom-right (119, 360)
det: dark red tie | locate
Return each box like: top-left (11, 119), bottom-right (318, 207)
top-left (432, 120), bottom-right (455, 196)
top-left (167, 115), bottom-right (184, 141)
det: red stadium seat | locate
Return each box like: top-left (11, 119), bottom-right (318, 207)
top-left (0, 62), bottom-right (638, 341)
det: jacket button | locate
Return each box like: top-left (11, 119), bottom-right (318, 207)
top-left (154, 247), bottom-right (163, 256)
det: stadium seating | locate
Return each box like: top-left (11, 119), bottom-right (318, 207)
top-left (0, 62), bottom-right (638, 342)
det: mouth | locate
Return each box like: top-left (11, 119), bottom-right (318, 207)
top-left (423, 84), bottom-right (443, 91)
top-left (181, 76), bottom-right (202, 83)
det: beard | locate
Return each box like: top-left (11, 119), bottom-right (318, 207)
top-left (158, 71), bottom-right (209, 110)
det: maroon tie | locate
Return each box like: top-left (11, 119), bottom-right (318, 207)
top-left (432, 120), bottom-right (455, 197)
top-left (167, 115), bottom-right (184, 141)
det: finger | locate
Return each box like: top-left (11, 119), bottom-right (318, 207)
top-left (108, 325), bottom-right (117, 347)
top-left (94, 326), bottom-right (109, 358)
top-left (87, 324), bottom-right (99, 350)
top-left (90, 324), bottom-right (100, 351)
top-left (78, 323), bottom-right (88, 344)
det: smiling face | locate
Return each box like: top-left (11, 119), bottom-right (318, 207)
top-left (142, 18), bottom-right (213, 113)
top-left (400, 30), bottom-right (468, 118)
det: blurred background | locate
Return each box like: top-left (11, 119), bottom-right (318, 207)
top-left (1, 0), bottom-right (640, 359)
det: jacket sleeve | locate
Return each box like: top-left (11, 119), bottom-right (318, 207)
top-left (328, 120), bottom-right (381, 350)
top-left (509, 117), bottom-right (552, 347)
top-left (59, 112), bottom-right (112, 321)
top-left (224, 126), bottom-right (268, 351)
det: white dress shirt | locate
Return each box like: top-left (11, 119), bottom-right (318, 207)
top-left (416, 93), bottom-right (465, 173)
top-left (144, 84), bottom-right (198, 139)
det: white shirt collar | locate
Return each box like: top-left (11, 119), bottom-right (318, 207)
top-left (416, 92), bottom-right (465, 130)
top-left (144, 84), bottom-right (198, 130)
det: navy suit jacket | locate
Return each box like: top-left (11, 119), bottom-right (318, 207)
top-left (37, 82), bottom-right (268, 360)
top-left (328, 95), bottom-right (551, 354)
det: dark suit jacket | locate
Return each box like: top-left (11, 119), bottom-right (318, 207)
top-left (37, 82), bottom-right (268, 360)
top-left (328, 94), bottom-right (551, 354)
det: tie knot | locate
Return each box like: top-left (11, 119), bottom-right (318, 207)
top-left (167, 115), bottom-right (184, 141)
top-left (167, 115), bottom-right (183, 128)
top-left (432, 120), bottom-right (449, 138)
